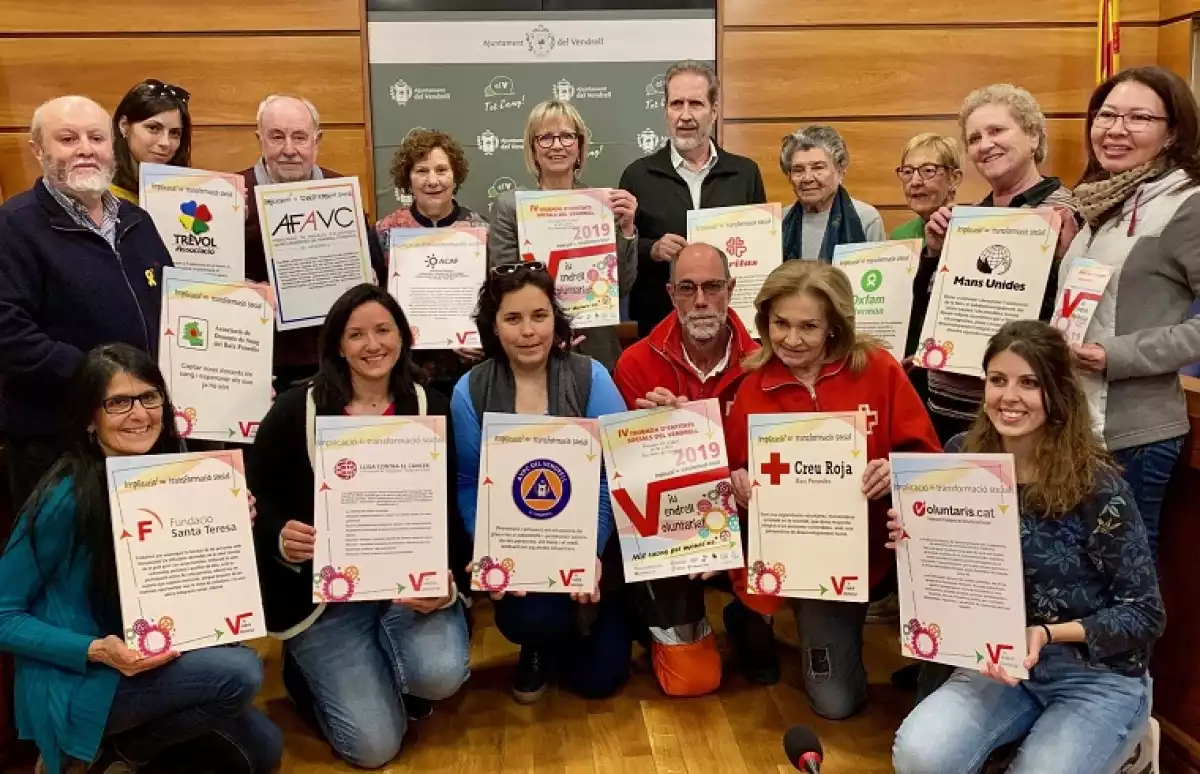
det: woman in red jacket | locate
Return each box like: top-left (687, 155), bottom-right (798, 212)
top-left (723, 260), bottom-right (940, 719)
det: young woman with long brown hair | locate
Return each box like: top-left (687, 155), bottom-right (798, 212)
top-left (891, 320), bottom-right (1165, 774)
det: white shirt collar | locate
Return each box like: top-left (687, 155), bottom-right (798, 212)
top-left (681, 333), bottom-right (733, 383)
top-left (670, 140), bottom-right (718, 175)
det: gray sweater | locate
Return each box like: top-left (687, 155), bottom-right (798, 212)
top-left (488, 188), bottom-right (638, 371)
top-left (1061, 168), bottom-right (1200, 450)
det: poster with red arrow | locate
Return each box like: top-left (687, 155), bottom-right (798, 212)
top-left (139, 163), bottom-right (246, 282)
top-left (107, 450), bottom-right (264, 655)
top-left (913, 206), bottom-right (1060, 377)
top-left (889, 452), bottom-right (1027, 678)
top-left (312, 415), bottom-right (449, 601)
top-left (747, 411), bottom-right (869, 601)
top-left (686, 202), bottom-right (782, 338)
top-left (159, 267), bottom-right (274, 444)
top-left (1050, 257), bottom-right (1115, 346)
top-left (598, 399), bottom-right (743, 582)
top-left (515, 188), bottom-right (619, 329)
top-left (471, 414), bottom-right (600, 595)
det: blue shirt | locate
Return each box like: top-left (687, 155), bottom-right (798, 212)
top-left (41, 179), bottom-right (120, 249)
top-left (451, 358), bottom-right (624, 555)
top-left (0, 478), bottom-right (119, 772)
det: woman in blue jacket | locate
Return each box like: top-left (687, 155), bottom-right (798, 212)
top-left (0, 344), bottom-right (281, 774)
top-left (452, 262), bottom-right (631, 704)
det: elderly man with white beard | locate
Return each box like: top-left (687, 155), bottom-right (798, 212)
top-left (0, 95), bottom-right (172, 509)
top-left (612, 242), bottom-right (761, 697)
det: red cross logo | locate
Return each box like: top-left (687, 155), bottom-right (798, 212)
top-left (760, 452), bottom-right (790, 486)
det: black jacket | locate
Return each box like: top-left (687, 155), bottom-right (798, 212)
top-left (247, 383), bottom-right (471, 634)
top-left (0, 182), bottom-right (171, 438)
top-left (618, 145), bottom-right (766, 337)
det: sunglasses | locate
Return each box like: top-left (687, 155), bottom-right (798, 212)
top-left (491, 261), bottom-right (548, 276)
top-left (140, 79), bottom-right (191, 105)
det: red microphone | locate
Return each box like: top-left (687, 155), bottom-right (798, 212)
top-left (783, 726), bottom-right (823, 773)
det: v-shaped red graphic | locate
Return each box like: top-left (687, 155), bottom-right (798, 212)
top-left (611, 467), bottom-right (731, 538)
top-left (521, 243), bottom-right (614, 280)
top-left (1059, 288), bottom-right (1103, 320)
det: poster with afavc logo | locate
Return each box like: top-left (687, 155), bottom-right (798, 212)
top-left (686, 203), bottom-right (782, 336)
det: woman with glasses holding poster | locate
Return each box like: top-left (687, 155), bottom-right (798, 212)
top-left (451, 262), bottom-right (630, 704)
top-left (487, 100), bottom-right (639, 371)
top-left (0, 344), bottom-right (281, 774)
top-left (1058, 65), bottom-right (1200, 560)
top-left (110, 80), bottom-right (193, 204)
top-left (248, 284), bottom-right (469, 769)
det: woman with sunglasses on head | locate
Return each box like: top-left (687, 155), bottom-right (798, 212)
top-left (247, 284), bottom-right (469, 769)
top-left (110, 80), bottom-right (193, 204)
top-left (488, 100), bottom-right (638, 371)
top-left (451, 261), bottom-right (631, 704)
top-left (1059, 65), bottom-right (1200, 560)
top-left (892, 321), bottom-right (1164, 774)
top-left (0, 343), bottom-right (281, 774)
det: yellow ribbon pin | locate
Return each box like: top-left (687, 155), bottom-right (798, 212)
top-left (145, 269), bottom-right (157, 288)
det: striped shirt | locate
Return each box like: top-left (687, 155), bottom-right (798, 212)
top-left (41, 179), bottom-right (120, 248)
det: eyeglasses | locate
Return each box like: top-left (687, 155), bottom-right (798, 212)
top-left (1093, 109), bottom-right (1167, 132)
top-left (102, 389), bottom-right (165, 415)
top-left (534, 132), bottom-right (579, 149)
top-left (895, 164), bottom-right (951, 182)
top-left (140, 79), bottom-right (191, 104)
top-left (491, 261), bottom-right (548, 277)
top-left (672, 279), bottom-right (728, 297)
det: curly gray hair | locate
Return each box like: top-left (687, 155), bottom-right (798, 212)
top-left (780, 125), bottom-right (849, 175)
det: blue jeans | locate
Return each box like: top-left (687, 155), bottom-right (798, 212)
top-left (285, 600), bottom-right (470, 769)
top-left (493, 592), bottom-right (631, 698)
top-left (1114, 435), bottom-right (1185, 559)
top-left (788, 599), bottom-right (869, 720)
top-left (893, 645), bottom-right (1150, 774)
top-left (105, 645), bottom-right (282, 773)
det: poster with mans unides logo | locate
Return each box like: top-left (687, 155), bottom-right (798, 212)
top-left (256, 178), bottom-right (373, 331)
top-left (365, 11), bottom-right (715, 219)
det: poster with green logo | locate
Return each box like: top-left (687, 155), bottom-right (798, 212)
top-left (832, 239), bottom-right (922, 358)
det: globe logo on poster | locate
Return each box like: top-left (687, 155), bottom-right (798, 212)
top-left (976, 245), bottom-right (1013, 276)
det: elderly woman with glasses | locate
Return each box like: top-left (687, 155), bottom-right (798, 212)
top-left (110, 80), bottom-right (193, 203)
top-left (487, 100), bottom-right (639, 371)
top-left (451, 261), bottom-right (631, 705)
top-left (891, 133), bottom-right (964, 242)
top-left (781, 125), bottom-right (886, 261)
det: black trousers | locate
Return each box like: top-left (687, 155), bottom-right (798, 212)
top-left (6, 436), bottom-right (61, 516)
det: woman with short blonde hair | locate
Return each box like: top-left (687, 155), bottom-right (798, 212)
top-left (719, 260), bottom-right (940, 719)
top-left (488, 99), bottom-right (640, 370)
top-left (891, 132), bottom-right (964, 242)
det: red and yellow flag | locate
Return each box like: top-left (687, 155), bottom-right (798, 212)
top-left (1098, 0), bottom-right (1121, 82)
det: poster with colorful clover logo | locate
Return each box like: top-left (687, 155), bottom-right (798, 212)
top-left (139, 163), bottom-right (246, 282)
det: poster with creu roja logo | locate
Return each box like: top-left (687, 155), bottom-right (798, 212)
top-left (364, 9), bottom-right (715, 221)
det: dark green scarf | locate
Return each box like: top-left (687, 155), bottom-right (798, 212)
top-left (782, 185), bottom-right (866, 262)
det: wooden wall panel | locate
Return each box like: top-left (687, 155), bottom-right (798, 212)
top-left (0, 0), bottom-right (360, 33)
top-left (0, 37), bottom-right (365, 127)
top-left (1160, 19), bottom-right (1195, 79)
top-left (1162, 0), bottom-right (1200, 22)
top-left (0, 128), bottom-right (370, 203)
top-left (722, 27), bottom-right (1157, 120)
top-left (723, 0), bottom-right (1158, 26)
top-left (722, 118), bottom-right (1087, 210)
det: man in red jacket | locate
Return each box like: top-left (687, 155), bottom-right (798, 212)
top-left (612, 242), bottom-right (759, 697)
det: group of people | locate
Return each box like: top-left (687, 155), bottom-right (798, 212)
top-left (0, 54), bottom-right (1194, 774)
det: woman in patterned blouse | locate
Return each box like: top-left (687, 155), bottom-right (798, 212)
top-left (891, 319), bottom-right (1165, 774)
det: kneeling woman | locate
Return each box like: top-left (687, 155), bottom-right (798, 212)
top-left (0, 344), bottom-right (281, 774)
top-left (249, 285), bottom-right (470, 769)
top-left (452, 262), bottom-right (631, 703)
top-left (891, 320), bottom-right (1165, 774)
top-left (723, 260), bottom-right (941, 718)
